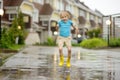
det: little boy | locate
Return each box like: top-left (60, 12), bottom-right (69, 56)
top-left (56, 11), bottom-right (78, 67)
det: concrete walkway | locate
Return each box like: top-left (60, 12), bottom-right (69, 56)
top-left (1, 46), bottom-right (58, 69)
top-left (103, 47), bottom-right (120, 52)
top-left (0, 46), bottom-right (120, 80)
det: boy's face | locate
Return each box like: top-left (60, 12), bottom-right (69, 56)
top-left (61, 15), bottom-right (68, 22)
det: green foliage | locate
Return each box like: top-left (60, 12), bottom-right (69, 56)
top-left (46, 37), bottom-right (56, 46)
top-left (0, 28), bottom-right (12, 48)
top-left (117, 38), bottom-right (120, 46)
top-left (72, 43), bottom-right (80, 46)
top-left (109, 38), bottom-right (120, 47)
top-left (8, 17), bottom-right (19, 44)
top-left (8, 44), bottom-right (25, 50)
top-left (8, 11), bottom-right (26, 45)
top-left (80, 38), bottom-right (107, 49)
top-left (17, 11), bottom-right (27, 44)
top-left (40, 37), bottom-right (56, 46)
top-left (0, 11), bottom-right (27, 49)
top-left (87, 30), bottom-right (93, 38)
top-left (87, 28), bottom-right (102, 38)
top-left (18, 11), bottom-right (25, 29)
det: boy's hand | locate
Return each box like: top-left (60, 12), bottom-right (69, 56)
top-left (72, 26), bottom-right (79, 34)
top-left (75, 27), bottom-right (79, 34)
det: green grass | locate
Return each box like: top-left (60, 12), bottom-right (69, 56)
top-left (8, 44), bottom-right (25, 50)
top-left (0, 53), bottom-right (15, 66)
top-left (0, 44), bottom-right (25, 66)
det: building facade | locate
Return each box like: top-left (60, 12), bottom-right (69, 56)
top-left (1, 0), bottom-right (103, 44)
top-left (103, 14), bottom-right (120, 40)
top-left (39, 0), bottom-right (103, 38)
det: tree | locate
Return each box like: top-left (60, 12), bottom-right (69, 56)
top-left (87, 27), bottom-right (102, 38)
top-left (0, 11), bottom-right (27, 48)
top-left (0, 27), bottom-right (12, 48)
top-left (17, 11), bottom-right (27, 44)
top-left (8, 11), bottom-right (27, 45)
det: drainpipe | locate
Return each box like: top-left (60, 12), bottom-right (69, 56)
top-left (48, 11), bottom-right (54, 37)
top-left (48, 19), bottom-right (52, 37)
top-left (83, 24), bottom-right (85, 38)
top-left (113, 17), bottom-right (115, 38)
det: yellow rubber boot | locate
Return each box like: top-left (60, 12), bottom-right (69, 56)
top-left (59, 56), bottom-right (64, 66)
top-left (66, 74), bottom-right (70, 80)
top-left (66, 57), bottom-right (71, 67)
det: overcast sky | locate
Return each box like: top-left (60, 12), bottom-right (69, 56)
top-left (82, 0), bottom-right (120, 15)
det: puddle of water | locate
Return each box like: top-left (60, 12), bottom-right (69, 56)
top-left (0, 50), bottom-right (120, 80)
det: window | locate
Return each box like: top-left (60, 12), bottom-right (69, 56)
top-left (71, 5), bottom-right (74, 14)
top-left (33, 9), bottom-right (39, 22)
top-left (9, 14), bottom-right (17, 20)
top-left (90, 14), bottom-right (95, 20)
top-left (66, 4), bottom-right (69, 11)
top-left (42, 21), bottom-right (48, 26)
top-left (55, 0), bottom-right (64, 11)
top-left (46, 0), bottom-right (50, 3)
top-left (0, 0), bottom-right (3, 8)
top-left (98, 18), bottom-right (102, 23)
top-left (33, 0), bottom-right (44, 4)
top-left (56, 0), bottom-right (60, 10)
top-left (66, 4), bottom-right (73, 14)
top-left (0, 2), bottom-right (1, 8)
top-left (60, 0), bottom-right (64, 10)
top-left (38, 0), bottom-right (44, 4)
top-left (66, 4), bottom-right (71, 12)
top-left (24, 16), bottom-right (29, 23)
top-left (79, 9), bottom-right (86, 18)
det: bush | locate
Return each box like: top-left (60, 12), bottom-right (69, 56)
top-left (117, 38), bottom-right (120, 46)
top-left (0, 12), bottom-right (27, 49)
top-left (87, 28), bottom-right (102, 38)
top-left (0, 28), bottom-right (12, 48)
top-left (109, 38), bottom-right (120, 47)
top-left (80, 38), bottom-right (107, 49)
top-left (45, 37), bottom-right (56, 46)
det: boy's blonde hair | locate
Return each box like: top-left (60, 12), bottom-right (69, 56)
top-left (60, 11), bottom-right (71, 19)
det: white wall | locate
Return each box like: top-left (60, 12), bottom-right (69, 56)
top-left (25, 32), bottom-right (40, 45)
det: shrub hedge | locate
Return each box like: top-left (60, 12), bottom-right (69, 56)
top-left (109, 38), bottom-right (120, 47)
top-left (80, 38), bottom-right (107, 49)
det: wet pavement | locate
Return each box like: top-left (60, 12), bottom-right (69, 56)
top-left (0, 46), bottom-right (120, 80)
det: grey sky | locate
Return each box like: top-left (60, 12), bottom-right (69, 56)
top-left (83, 0), bottom-right (120, 15)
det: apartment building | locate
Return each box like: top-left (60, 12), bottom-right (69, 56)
top-left (103, 14), bottom-right (120, 40)
top-left (1, 0), bottom-right (103, 44)
top-left (2, 0), bottom-right (44, 45)
top-left (39, 0), bottom-right (103, 38)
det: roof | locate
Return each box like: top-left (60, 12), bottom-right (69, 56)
top-left (40, 3), bottom-right (53, 15)
top-left (3, 0), bottom-right (23, 6)
top-left (33, 2), bottom-right (43, 14)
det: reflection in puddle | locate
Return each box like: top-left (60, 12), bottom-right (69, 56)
top-left (0, 50), bottom-right (120, 80)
